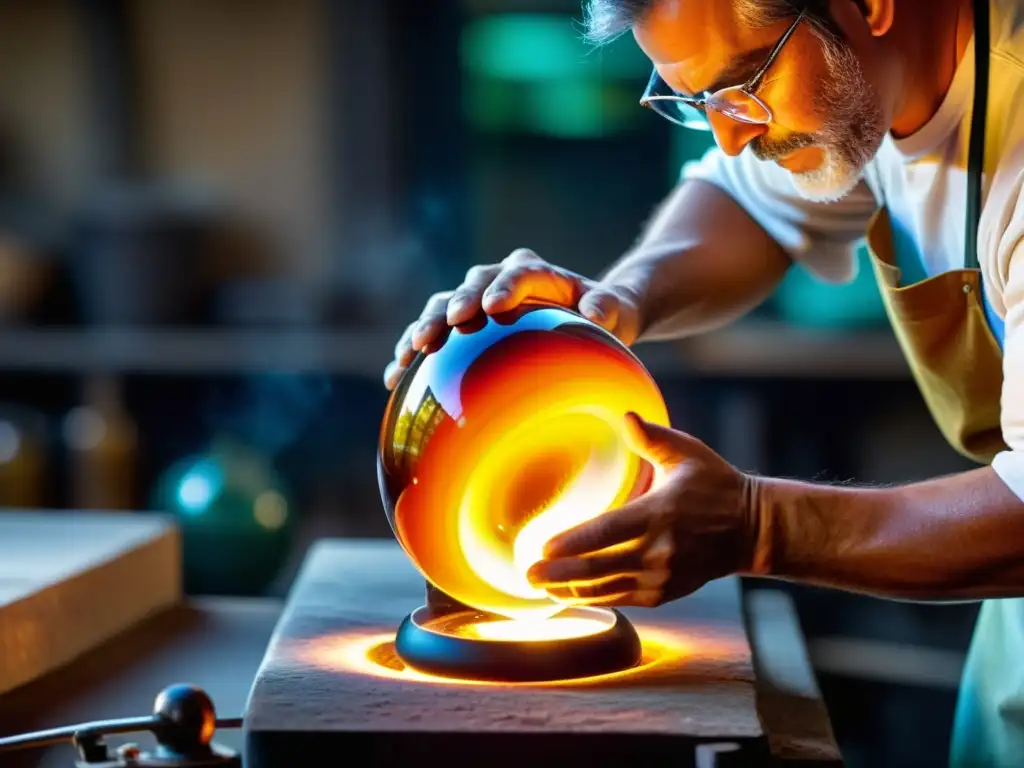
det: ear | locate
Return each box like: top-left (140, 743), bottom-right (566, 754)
top-left (856, 0), bottom-right (895, 37)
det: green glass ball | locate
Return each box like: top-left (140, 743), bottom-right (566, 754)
top-left (154, 440), bottom-right (294, 595)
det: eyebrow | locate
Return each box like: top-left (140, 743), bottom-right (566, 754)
top-left (699, 45), bottom-right (773, 94)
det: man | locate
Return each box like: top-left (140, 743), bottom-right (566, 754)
top-left (384, 1), bottom-right (1024, 764)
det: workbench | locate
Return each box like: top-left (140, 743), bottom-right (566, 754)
top-left (0, 538), bottom-right (840, 767)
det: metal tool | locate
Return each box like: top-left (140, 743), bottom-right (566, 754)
top-left (0, 683), bottom-right (241, 767)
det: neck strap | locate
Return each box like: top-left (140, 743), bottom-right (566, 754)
top-left (965, 0), bottom-right (990, 270)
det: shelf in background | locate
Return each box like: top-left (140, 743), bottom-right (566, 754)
top-left (668, 321), bottom-right (909, 380)
top-left (0, 322), bottom-right (909, 379)
top-left (0, 327), bottom-right (399, 377)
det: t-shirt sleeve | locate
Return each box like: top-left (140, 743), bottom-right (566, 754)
top-left (989, 233), bottom-right (1024, 498)
top-left (681, 146), bottom-right (879, 284)
top-left (980, 140), bottom-right (1024, 500)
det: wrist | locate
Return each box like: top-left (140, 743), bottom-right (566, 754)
top-left (741, 473), bottom-right (778, 577)
top-left (741, 475), bottom-right (897, 582)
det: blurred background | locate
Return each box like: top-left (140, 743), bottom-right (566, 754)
top-left (0, 0), bottom-right (982, 765)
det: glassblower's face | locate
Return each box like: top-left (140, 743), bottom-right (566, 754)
top-left (634, 0), bottom-right (888, 202)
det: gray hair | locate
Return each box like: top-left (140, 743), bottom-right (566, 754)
top-left (582, 0), bottom-right (843, 49)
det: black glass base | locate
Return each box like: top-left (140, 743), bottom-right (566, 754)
top-left (394, 604), bottom-right (642, 683)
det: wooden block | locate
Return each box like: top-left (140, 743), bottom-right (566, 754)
top-left (745, 589), bottom-right (843, 766)
top-left (245, 540), bottom-right (769, 767)
top-left (0, 511), bottom-right (182, 695)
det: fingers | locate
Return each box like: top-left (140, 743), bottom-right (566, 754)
top-left (542, 503), bottom-right (651, 559)
top-left (384, 292), bottom-right (453, 390)
top-left (411, 291), bottom-right (458, 353)
top-left (545, 570), bottom-right (669, 607)
top-left (623, 412), bottom-right (715, 468)
top-left (547, 575), bottom-right (638, 601)
top-left (527, 545), bottom-right (647, 586)
top-left (530, 531), bottom-right (672, 587)
top-left (393, 323), bottom-right (417, 366)
top-left (385, 247), bottom-right (636, 390)
top-left (576, 288), bottom-right (621, 330)
top-left (387, 250), bottom-right (566, 390)
top-left (384, 325), bottom-right (418, 390)
top-left (564, 589), bottom-right (665, 608)
top-left (481, 249), bottom-right (583, 315)
top-left (383, 360), bottom-right (403, 391)
top-left (488, 249), bottom-right (634, 341)
top-left (445, 264), bottom-right (503, 326)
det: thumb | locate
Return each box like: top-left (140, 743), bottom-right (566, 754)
top-left (622, 412), bottom-right (714, 468)
top-left (577, 288), bottom-right (621, 332)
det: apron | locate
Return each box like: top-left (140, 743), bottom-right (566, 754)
top-left (862, 2), bottom-right (1024, 763)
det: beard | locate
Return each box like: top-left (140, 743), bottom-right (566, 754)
top-left (751, 37), bottom-right (886, 203)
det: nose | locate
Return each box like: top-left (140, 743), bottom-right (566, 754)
top-left (707, 111), bottom-right (768, 157)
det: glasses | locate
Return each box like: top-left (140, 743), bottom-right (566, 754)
top-left (639, 9), bottom-right (806, 131)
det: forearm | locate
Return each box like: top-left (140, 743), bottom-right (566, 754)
top-left (749, 467), bottom-right (1024, 600)
top-left (600, 180), bottom-right (791, 342)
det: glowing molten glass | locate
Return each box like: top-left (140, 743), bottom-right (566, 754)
top-left (470, 616), bottom-right (609, 642)
top-left (377, 303), bottom-right (670, 622)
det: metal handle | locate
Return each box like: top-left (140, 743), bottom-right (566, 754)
top-left (0, 716), bottom-right (243, 753)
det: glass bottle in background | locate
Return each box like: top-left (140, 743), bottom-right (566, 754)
top-left (63, 375), bottom-right (138, 511)
top-left (0, 405), bottom-right (47, 509)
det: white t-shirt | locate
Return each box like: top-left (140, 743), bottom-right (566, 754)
top-left (681, 0), bottom-right (1024, 500)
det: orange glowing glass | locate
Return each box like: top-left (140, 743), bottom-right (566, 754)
top-left (377, 303), bottom-right (670, 621)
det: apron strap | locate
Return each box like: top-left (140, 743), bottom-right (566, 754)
top-left (965, 0), bottom-right (990, 270)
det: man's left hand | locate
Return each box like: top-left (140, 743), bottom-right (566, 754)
top-left (526, 413), bottom-right (758, 608)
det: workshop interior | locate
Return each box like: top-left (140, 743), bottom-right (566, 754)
top-left (0, 1), bottom-right (987, 767)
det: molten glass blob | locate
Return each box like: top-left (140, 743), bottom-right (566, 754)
top-left (377, 303), bottom-right (670, 622)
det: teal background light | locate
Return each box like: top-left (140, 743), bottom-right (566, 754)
top-left (460, 13), bottom-right (651, 138)
top-left (176, 458), bottom-right (224, 515)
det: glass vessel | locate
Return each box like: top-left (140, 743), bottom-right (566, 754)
top-left (377, 303), bottom-right (669, 621)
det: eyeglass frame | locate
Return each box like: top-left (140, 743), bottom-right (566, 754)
top-left (639, 8), bottom-right (807, 130)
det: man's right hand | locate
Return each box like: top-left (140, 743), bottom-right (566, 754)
top-left (383, 248), bottom-right (644, 390)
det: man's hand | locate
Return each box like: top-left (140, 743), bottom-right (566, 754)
top-left (526, 413), bottom-right (756, 608)
top-left (384, 248), bottom-right (644, 390)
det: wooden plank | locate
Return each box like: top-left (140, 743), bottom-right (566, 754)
top-left (0, 579), bottom-right (38, 609)
top-left (0, 511), bottom-right (182, 695)
top-left (245, 540), bottom-right (767, 766)
top-left (745, 589), bottom-right (843, 766)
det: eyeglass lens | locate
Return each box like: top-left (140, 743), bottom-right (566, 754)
top-left (705, 87), bottom-right (770, 123)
